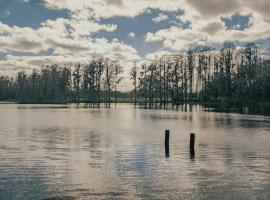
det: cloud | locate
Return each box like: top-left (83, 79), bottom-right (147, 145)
top-left (0, 6), bottom-right (140, 75)
top-left (42, 0), bottom-right (270, 22)
top-left (104, 0), bottom-right (123, 7)
top-left (188, 0), bottom-right (240, 18)
top-left (46, 38), bottom-right (90, 54)
top-left (43, 0), bottom-right (185, 19)
top-left (0, 40), bottom-right (140, 74)
top-left (0, 6), bottom-right (125, 56)
top-left (146, 26), bottom-right (207, 50)
top-left (201, 21), bottom-right (225, 35)
top-left (129, 32), bottom-right (135, 37)
top-left (140, 0), bottom-right (270, 50)
top-left (245, 0), bottom-right (270, 19)
top-left (146, 8), bottom-right (152, 14)
top-left (42, 0), bottom-right (270, 50)
top-left (145, 50), bottom-right (172, 60)
top-left (42, 0), bottom-right (270, 49)
top-left (40, 17), bottom-right (117, 38)
top-left (152, 14), bottom-right (168, 23)
top-left (145, 32), bottom-right (163, 42)
top-left (145, 15), bottom-right (270, 50)
top-left (0, 54), bottom-right (90, 75)
top-left (0, 23), bottom-right (44, 53)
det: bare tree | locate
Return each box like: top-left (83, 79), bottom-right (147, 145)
top-left (130, 62), bottom-right (138, 105)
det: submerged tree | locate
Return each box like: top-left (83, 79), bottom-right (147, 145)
top-left (112, 61), bottom-right (123, 104)
top-left (130, 62), bottom-right (138, 105)
top-left (73, 64), bottom-right (82, 103)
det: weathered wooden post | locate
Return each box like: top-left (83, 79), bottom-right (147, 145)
top-left (190, 133), bottom-right (195, 149)
top-left (190, 133), bottom-right (195, 159)
top-left (165, 130), bottom-right (170, 157)
top-left (165, 130), bottom-right (170, 145)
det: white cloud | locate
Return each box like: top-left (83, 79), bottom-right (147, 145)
top-left (41, 0), bottom-right (270, 50)
top-left (0, 13), bottom-right (119, 54)
top-left (146, 8), bottom-right (152, 14)
top-left (0, 41), bottom-right (140, 75)
top-left (0, 8), bottom-right (140, 75)
top-left (145, 32), bottom-right (163, 42)
top-left (146, 15), bottom-right (270, 50)
top-left (40, 17), bottom-right (117, 38)
top-left (43, 0), bottom-right (185, 19)
top-left (152, 14), bottom-right (168, 23)
top-left (145, 26), bottom-right (206, 50)
top-left (0, 23), bottom-right (44, 53)
top-left (42, 0), bottom-right (270, 22)
top-left (145, 51), bottom-right (172, 60)
top-left (41, 0), bottom-right (270, 49)
top-left (129, 32), bottom-right (135, 37)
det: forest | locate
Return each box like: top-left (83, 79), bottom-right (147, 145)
top-left (0, 42), bottom-right (270, 111)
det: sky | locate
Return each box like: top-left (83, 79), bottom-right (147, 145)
top-left (1, 0), bottom-right (270, 90)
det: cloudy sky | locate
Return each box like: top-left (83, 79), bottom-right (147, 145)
top-left (1, 0), bottom-right (270, 89)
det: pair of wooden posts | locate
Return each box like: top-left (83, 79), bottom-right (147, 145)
top-left (165, 130), bottom-right (195, 158)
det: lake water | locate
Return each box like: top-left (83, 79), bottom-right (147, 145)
top-left (0, 104), bottom-right (270, 200)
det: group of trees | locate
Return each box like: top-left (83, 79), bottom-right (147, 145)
top-left (0, 65), bottom-right (72, 103)
top-left (0, 76), bottom-right (14, 100)
top-left (15, 65), bottom-right (71, 103)
top-left (0, 42), bottom-right (270, 110)
top-left (73, 58), bottom-right (123, 105)
top-left (0, 58), bottom-right (123, 104)
top-left (131, 42), bottom-right (270, 108)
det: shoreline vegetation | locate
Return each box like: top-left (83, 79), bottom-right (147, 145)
top-left (0, 42), bottom-right (270, 115)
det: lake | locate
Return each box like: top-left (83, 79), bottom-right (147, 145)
top-left (0, 104), bottom-right (270, 200)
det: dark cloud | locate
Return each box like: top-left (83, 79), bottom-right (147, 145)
top-left (188, 0), bottom-right (240, 17)
top-left (201, 21), bottom-right (225, 34)
top-left (104, 0), bottom-right (123, 7)
top-left (0, 37), bottom-right (43, 53)
top-left (46, 39), bottom-right (90, 53)
top-left (246, 0), bottom-right (270, 18)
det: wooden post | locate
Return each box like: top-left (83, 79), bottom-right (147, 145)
top-left (190, 133), bottom-right (195, 149)
top-left (190, 133), bottom-right (195, 159)
top-left (165, 130), bottom-right (170, 145)
top-left (165, 130), bottom-right (170, 157)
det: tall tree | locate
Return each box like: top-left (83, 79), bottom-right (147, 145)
top-left (130, 62), bottom-right (138, 105)
top-left (73, 64), bottom-right (82, 103)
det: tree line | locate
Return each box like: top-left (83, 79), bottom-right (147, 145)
top-left (0, 58), bottom-right (123, 105)
top-left (130, 42), bottom-right (270, 109)
top-left (0, 42), bottom-right (270, 110)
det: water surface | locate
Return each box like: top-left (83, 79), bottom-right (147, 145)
top-left (0, 104), bottom-right (270, 199)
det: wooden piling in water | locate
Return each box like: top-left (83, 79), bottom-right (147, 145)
top-left (165, 130), bottom-right (170, 157)
top-left (190, 133), bottom-right (195, 150)
top-left (189, 133), bottom-right (195, 159)
top-left (165, 130), bottom-right (170, 145)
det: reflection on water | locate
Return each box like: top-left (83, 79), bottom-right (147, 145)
top-left (0, 104), bottom-right (270, 199)
top-left (165, 143), bottom-right (170, 158)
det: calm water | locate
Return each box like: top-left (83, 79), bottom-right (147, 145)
top-left (0, 104), bottom-right (270, 200)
